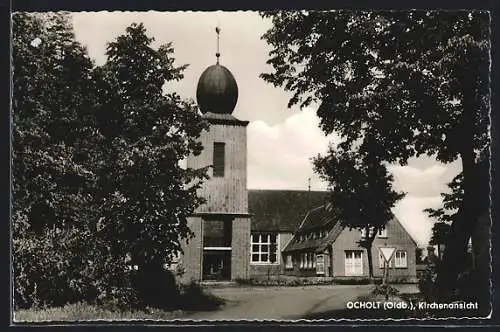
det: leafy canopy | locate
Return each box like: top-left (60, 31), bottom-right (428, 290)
top-left (92, 22), bottom-right (209, 267)
top-left (12, 15), bottom-right (208, 308)
top-left (261, 10), bottom-right (489, 165)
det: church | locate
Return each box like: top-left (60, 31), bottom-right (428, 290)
top-left (175, 31), bottom-right (418, 284)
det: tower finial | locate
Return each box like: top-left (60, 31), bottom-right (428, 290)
top-left (215, 26), bottom-right (221, 64)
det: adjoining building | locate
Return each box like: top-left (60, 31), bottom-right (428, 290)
top-left (176, 31), bottom-right (418, 284)
top-left (282, 204), bottom-right (418, 281)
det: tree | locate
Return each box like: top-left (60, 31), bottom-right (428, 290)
top-left (12, 12), bottom-right (103, 307)
top-left (260, 10), bottom-right (489, 301)
top-left (12, 16), bottom-right (208, 308)
top-left (425, 173), bottom-right (463, 224)
top-left (425, 172), bottom-right (462, 259)
top-left (92, 23), bottom-right (208, 283)
top-left (314, 141), bottom-right (405, 278)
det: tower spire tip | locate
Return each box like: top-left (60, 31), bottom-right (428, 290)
top-left (215, 26), bottom-right (221, 64)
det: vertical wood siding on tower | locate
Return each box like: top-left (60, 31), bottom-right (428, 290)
top-left (187, 123), bottom-right (248, 214)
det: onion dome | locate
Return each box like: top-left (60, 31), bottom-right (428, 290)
top-left (196, 26), bottom-right (238, 114)
top-left (196, 64), bottom-right (238, 114)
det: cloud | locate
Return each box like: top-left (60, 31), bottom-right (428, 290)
top-left (391, 195), bottom-right (444, 247)
top-left (246, 109), bottom-right (461, 246)
top-left (247, 107), bottom-right (340, 191)
top-left (388, 157), bottom-right (462, 197)
top-left (72, 11), bottom-right (297, 126)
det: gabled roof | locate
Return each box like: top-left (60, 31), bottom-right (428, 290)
top-left (283, 205), bottom-right (418, 253)
top-left (248, 190), bottom-right (329, 232)
top-left (283, 203), bottom-right (344, 253)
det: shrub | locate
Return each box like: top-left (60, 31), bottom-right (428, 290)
top-left (180, 282), bottom-right (224, 311)
top-left (372, 284), bottom-right (400, 297)
top-left (418, 262), bottom-right (438, 301)
top-left (129, 267), bottom-right (180, 310)
top-left (333, 278), bottom-right (381, 285)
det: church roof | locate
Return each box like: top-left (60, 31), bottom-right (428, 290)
top-left (248, 190), bottom-right (329, 232)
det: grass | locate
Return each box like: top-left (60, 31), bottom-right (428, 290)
top-left (14, 302), bottom-right (187, 322)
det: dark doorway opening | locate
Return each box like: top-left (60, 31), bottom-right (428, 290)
top-left (202, 250), bottom-right (231, 281)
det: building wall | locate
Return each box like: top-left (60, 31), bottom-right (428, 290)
top-left (283, 249), bottom-right (332, 277)
top-left (331, 218), bottom-right (417, 281)
top-left (179, 216), bottom-right (203, 284)
top-left (180, 120), bottom-right (250, 283)
top-left (231, 217), bottom-right (251, 279)
top-left (186, 123), bottom-right (248, 214)
top-left (371, 218), bottom-right (417, 280)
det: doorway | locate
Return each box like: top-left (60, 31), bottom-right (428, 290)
top-left (202, 250), bottom-right (231, 281)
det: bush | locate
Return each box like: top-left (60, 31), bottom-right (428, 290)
top-left (130, 267), bottom-right (180, 310)
top-left (372, 284), bottom-right (400, 297)
top-left (333, 278), bottom-right (381, 285)
top-left (235, 277), bottom-right (335, 287)
top-left (13, 225), bottom-right (104, 309)
top-left (418, 262), bottom-right (438, 301)
top-left (179, 282), bottom-right (224, 311)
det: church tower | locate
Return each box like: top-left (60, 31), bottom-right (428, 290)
top-left (180, 27), bottom-right (251, 282)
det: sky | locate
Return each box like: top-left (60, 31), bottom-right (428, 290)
top-left (70, 11), bottom-right (462, 247)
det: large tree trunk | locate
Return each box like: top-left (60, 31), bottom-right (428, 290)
top-left (435, 101), bottom-right (479, 301)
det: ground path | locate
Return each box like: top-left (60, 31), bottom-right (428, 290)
top-left (174, 284), bottom-right (418, 320)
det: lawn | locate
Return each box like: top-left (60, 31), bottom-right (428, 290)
top-left (14, 303), bottom-right (187, 322)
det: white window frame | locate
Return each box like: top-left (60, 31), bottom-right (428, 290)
top-left (378, 226), bottom-right (388, 238)
top-left (395, 250), bottom-right (408, 268)
top-left (250, 233), bottom-right (280, 265)
top-left (345, 250), bottom-right (364, 276)
top-left (316, 254), bottom-right (325, 275)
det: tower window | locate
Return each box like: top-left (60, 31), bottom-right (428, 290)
top-left (213, 142), bottom-right (225, 177)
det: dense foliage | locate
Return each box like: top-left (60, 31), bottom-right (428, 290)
top-left (314, 145), bottom-right (404, 277)
top-left (12, 13), bottom-right (208, 309)
top-left (261, 10), bottom-right (490, 301)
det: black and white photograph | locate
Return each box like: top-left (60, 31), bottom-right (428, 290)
top-left (11, 9), bottom-right (492, 322)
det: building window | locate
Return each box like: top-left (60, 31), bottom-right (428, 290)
top-left (378, 251), bottom-right (394, 268)
top-left (213, 142), bottom-right (225, 177)
top-left (250, 233), bottom-right (279, 264)
top-left (345, 250), bottom-right (363, 276)
top-left (203, 219), bottom-right (232, 248)
top-left (285, 255), bottom-right (293, 269)
top-left (395, 250), bottom-right (408, 268)
top-left (300, 253), bottom-right (305, 268)
top-left (378, 227), bottom-right (387, 238)
top-left (316, 254), bottom-right (325, 275)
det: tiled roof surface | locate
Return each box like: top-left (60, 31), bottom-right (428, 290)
top-left (283, 204), bottom-right (344, 253)
top-left (248, 190), bottom-right (329, 232)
